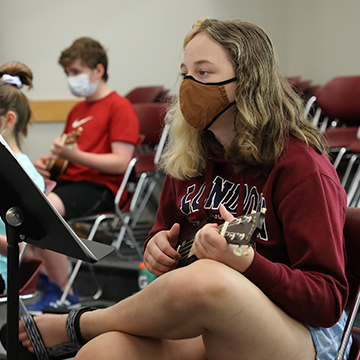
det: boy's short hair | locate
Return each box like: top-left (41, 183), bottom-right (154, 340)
top-left (59, 37), bottom-right (108, 81)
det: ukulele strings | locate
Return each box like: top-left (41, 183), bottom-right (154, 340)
top-left (178, 242), bottom-right (194, 260)
top-left (177, 223), bottom-right (227, 260)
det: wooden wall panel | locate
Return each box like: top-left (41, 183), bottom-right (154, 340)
top-left (29, 100), bottom-right (79, 122)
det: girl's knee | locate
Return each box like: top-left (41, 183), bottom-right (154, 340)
top-left (163, 260), bottom-right (246, 308)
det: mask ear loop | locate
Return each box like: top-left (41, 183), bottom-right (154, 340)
top-left (203, 101), bottom-right (236, 130)
top-left (204, 77), bottom-right (237, 86)
top-left (183, 75), bottom-right (237, 86)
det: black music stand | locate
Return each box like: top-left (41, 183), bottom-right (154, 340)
top-left (0, 136), bottom-right (114, 360)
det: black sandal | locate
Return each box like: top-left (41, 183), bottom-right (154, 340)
top-left (0, 306), bottom-right (96, 360)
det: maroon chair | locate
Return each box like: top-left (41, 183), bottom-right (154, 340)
top-left (125, 86), bottom-right (167, 103)
top-left (337, 207), bottom-right (360, 359)
top-left (286, 76), bottom-right (301, 89)
top-left (0, 258), bottom-right (44, 302)
top-left (131, 102), bottom-right (170, 226)
top-left (314, 76), bottom-right (360, 147)
top-left (292, 78), bottom-right (313, 100)
top-left (312, 76), bottom-right (360, 187)
top-left (315, 77), bottom-right (360, 128)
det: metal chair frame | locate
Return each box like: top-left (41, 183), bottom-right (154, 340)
top-left (336, 207), bottom-right (360, 359)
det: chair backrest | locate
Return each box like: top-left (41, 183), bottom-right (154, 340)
top-left (314, 76), bottom-right (360, 126)
top-left (133, 102), bottom-right (170, 149)
top-left (344, 206), bottom-right (360, 303)
top-left (112, 133), bottom-right (146, 212)
top-left (286, 76), bottom-right (301, 88)
top-left (125, 86), bottom-right (166, 103)
top-left (0, 258), bottom-right (44, 301)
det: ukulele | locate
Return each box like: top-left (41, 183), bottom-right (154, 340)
top-left (46, 127), bottom-right (83, 180)
top-left (176, 209), bottom-right (266, 268)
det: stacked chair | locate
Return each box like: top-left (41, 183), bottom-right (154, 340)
top-left (0, 258), bottom-right (44, 303)
top-left (337, 206), bottom-right (360, 360)
top-left (61, 86), bottom-right (171, 304)
top-left (286, 76), bottom-right (318, 102)
top-left (125, 85), bottom-right (169, 104)
top-left (285, 76), bottom-right (360, 359)
top-left (309, 76), bottom-right (360, 205)
top-left (62, 135), bottom-right (145, 303)
top-left (131, 102), bottom-right (170, 229)
top-left (125, 85), bottom-right (172, 233)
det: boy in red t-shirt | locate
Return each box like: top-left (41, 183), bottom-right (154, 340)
top-left (29, 37), bottom-right (139, 313)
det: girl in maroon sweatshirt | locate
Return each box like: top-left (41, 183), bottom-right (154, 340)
top-left (17, 18), bottom-right (348, 360)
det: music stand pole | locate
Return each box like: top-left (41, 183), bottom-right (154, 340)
top-left (5, 207), bottom-right (25, 360)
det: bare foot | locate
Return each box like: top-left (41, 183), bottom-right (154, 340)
top-left (19, 313), bottom-right (70, 353)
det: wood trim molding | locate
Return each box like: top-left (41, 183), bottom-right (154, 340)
top-left (29, 99), bottom-right (79, 122)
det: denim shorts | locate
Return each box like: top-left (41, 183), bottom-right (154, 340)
top-left (306, 310), bottom-right (352, 359)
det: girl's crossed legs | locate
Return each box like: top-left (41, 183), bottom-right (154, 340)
top-left (20, 260), bottom-right (315, 360)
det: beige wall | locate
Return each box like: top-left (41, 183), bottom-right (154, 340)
top-left (284, 0), bottom-right (360, 85)
top-left (0, 0), bottom-right (359, 160)
top-left (1, 0), bottom-right (358, 94)
top-left (0, 0), bottom-right (288, 99)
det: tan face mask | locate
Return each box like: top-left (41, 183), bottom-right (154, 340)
top-left (179, 75), bottom-right (237, 130)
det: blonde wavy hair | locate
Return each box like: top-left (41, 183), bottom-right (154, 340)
top-left (161, 18), bottom-right (325, 180)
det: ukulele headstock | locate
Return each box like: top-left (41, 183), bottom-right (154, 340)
top-left (220, 209), bottom-right (266, 249)
top-left (64, 127), bottom-right (83, 145)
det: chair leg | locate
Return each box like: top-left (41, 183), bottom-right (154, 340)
top-left (353, 187), bottom-right (360, 208)
top-left (319, 116), bottom-right (329, 133)
top-left (85, 263), bottom-right (103, 300)
top-left (131, 176), bottom-right (158, 228)
top-left (333, 147), bottom-right (347, 170)
top-left (60, 215), bottom-right (110, 305)
top-left (336, 286), bottom-right (360, 359)
top-left (18, 242), bottom-right (28, 264)
top-left (304, 95), bottom-right (316, 119)
top-left (59, 259), bottom-right (103, 305)
top-left (341, 154), bottom-right (358, 187)
top-left (19, 297), bottom-right (29, 317)
top-left (114, 214), bottom-right (143, 260)
top-left (347, 164), bottom-right (360, 206)
top-left (59, 259), bottom-right (82, 305)
top-left (112, 215), bottom-right (130, 253)
top-left (311, 107), bottom-right (322, 127)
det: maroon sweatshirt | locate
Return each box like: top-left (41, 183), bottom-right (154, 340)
top-left (147, 136), bottom-right (348, 327)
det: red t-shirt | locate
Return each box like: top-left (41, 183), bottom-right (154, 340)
top-left (60, 91), bottom-right (139, 201)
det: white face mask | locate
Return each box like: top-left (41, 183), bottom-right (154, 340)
top-left (67, 72), bottom-right (99, 98)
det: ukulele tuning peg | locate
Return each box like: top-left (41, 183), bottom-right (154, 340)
top-left (243, 246), bottom-right (251, 256)
top-left (233, 245), bottom-right (252, 257)
top-left (233, 246), bottom-right (243, 256)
